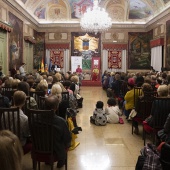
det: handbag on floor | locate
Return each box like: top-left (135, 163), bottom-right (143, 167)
top-left (128, 108), bottom-right (137, 120)
top-left (119, 117), bottom-right (124, 124)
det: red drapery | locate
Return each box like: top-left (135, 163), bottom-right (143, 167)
top-left (46, 43), bottom-right (69, 49)
top-left (150, 38), bottom-right (164, 48)
top-left (50, 50), bottom-right (64, 68)
top-left (103, 43), bottom-right (127, 50)
top-left (0, 21), bottom-right (13, 32)
top-left (108, 50), bottom-right (122, 69)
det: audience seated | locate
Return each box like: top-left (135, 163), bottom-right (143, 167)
top-left (105, 98), bottom-right (122, 124)
top-left (144, 85), bottom-right (169, 128)
top-left (45, 95), bottom-right (71, 168)
top-left (0, 130), bottom-right (23, 170)
top-left (1, 91), bottom-right (30, 146)
top-left (109, 73), bottom-right (122, 98)
top-left (124, 78), bottom-right (136, 119)
top-left (13, 91), bottom-right (30, 144)
top-left (35, 79), bottom-right (48, 94)
top-left (17, 81), bottom-right (37, 109)
top-left (70, 75), bottom-right (80, 96)
top-left (0, 87), bottom-right (10, 108)
top-left (133, 83), bottom-right (154, 134)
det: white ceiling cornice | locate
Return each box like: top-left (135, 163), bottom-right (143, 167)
top-left (3, 0), bottom-right (170, 32)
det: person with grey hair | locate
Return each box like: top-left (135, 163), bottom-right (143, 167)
top-left (145, 84), bottom-right (169, 128)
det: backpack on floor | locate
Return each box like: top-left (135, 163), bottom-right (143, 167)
top-left (95, 114), bottom-right (107, 126)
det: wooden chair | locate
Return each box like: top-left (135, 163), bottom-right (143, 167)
top-left (1, 87), bottom-right (16, 101)
top-left (27, 109), bottom-right (68, 170)
top-left (133, 86), bottom-right (143, 109)
top-left (160, 143), bottom-right (170, 170)
top-left (0, 107), bottom-right (31, 154)
top-left (0, 107), bottom-right (21, 136)
top-left (24, 96), bottom-right (31, 115)
top-left (0, 96), bottom-right (5, 108)
top-left (58, 92), bottom-right (70, 119)
top-left (132, 91), bottom-right (156, 135)
top-left (29, 91), bottom-right (45, 109)
top-left (143, 97), bottom-right (170, 145)
top-left (38, 96), bottom-right (46, 110)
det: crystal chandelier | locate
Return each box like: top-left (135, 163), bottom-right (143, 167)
top-left (80, 0), bottom-right (112, 34)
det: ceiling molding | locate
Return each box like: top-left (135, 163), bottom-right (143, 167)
top-left (2, 0), bottom-right (170, 32)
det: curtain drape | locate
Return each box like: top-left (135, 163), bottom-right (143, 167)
top-left (151, 46), bottom-right (162, 72)
top-left (102, 49), bottom-right (127, 74)
top-left (63, 49), bottom-right (70, 73)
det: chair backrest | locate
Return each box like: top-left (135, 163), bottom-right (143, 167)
top-left (27, 109), bottom-right (54, 154)
top-left (0, 96), bottom-right (5, 108)
top-left (38, 96), bottom-right (46, 110)
top-left (0, 107), bottom-right (21, 139)
top-left (120, 80), bottom-right (128, 97)
top-left (134, 86), bottom-right (143, 108)
top-left (160, 143), bottom-right (170, 169)
top-left (151, 97), bottom-right (170, 129)
top-left (58, 92), bottom-right (70, 119)
top-left (61, 92), bottom-right (69, 103)
top-left (142, 91), bottom-right (158, 120)
top-left (23, 96), bottom-right (31, 115)
top-left (29, 91), bottom-right (45, 109)
top-left (1, 87), bottom-right (16, 101)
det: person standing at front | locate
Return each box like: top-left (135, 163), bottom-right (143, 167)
top-left (19, 63), bottom-right (26, 76)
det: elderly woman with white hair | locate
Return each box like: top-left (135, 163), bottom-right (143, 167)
top-left (144, 84), bottom-right (170, 128)
top-left (35, 79), bottom-right (48, 94)
top-left (51, 83), bottom-right (62, 102)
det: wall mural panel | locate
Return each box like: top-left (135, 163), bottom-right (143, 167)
top-left (69, 0), bottom-right (93, 19)
top-left (163, 0), bottom-right (170, 4)
top-left (71, 32), bottom-right (100, 74)
top-left (128, 31), bottom-right (153, 69)
top-left (21, 0), bottom-right (27, 4)
top-left (33, 0), bottom-right (67, 20)
top-left (129, 0), bottom-right (153, 19)
top-left (33, 31), bottom-right (45, 69)
top-left (9, 12), bottom-right (23, 70)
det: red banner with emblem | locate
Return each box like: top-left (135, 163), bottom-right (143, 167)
top-left (91, 57), bottom-right (100, 81)
top-left (108, 50), bottom-right (122, 69)
top-left (50, 50), bottom-right (64, 68)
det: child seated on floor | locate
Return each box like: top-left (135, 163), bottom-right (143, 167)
top-left (90, 101), bottom-right (107, 126)
top-left (105, 98), bottom-right (122, 124)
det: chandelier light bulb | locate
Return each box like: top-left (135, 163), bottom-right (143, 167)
top-left (80, 0), bottom-right (112, 34)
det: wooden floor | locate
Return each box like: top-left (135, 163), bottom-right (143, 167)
top-left (22, 86), bottom-right (149, 170)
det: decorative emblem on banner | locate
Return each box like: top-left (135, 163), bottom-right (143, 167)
top-left (50, 50), bottom-right (64, 68)
top-left (108, 50), bottom-right (122, 69)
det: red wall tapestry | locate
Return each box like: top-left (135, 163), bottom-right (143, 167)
top-left (108, 50), bottom-right (122, 69)
top-left (50, 50), bottom-right (64, 68)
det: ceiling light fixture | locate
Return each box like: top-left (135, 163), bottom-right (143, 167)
top-left (80, 0), bottom-right (112, 34)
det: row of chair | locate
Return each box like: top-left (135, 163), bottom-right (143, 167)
top-left (132, 86), bottom-right (170, 145)
top-left (0, 88), bottom-right (70, 170)
top-left (0, 107), bottom-right (68, 170)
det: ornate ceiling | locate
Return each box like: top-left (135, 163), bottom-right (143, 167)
top-left (9, 0), bottom-right (170, 26)
top-left (14, 0), bottom-right (170, 22)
